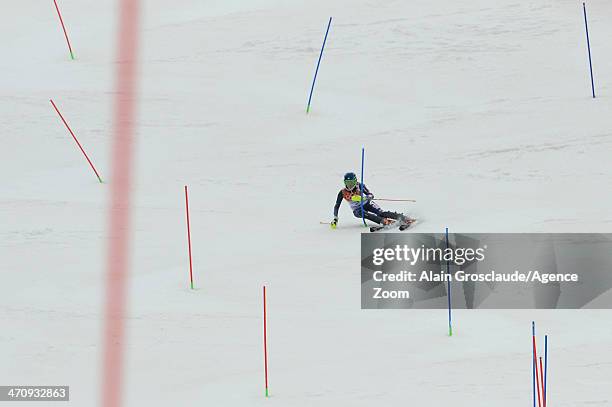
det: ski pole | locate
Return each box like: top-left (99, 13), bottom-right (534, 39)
top-left (373, 198), bottom-right (416, 202)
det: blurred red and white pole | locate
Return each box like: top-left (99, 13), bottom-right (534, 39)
top-left (101, 0), bottom-right (140, 405)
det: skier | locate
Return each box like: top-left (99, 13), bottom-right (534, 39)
top-left (330, 172), bottom-right (410, 229)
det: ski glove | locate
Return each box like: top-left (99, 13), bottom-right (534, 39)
top-left (331, 216), bottom-right (338, 229)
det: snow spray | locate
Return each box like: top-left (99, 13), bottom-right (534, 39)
top-left (306, 17), bottom-right (332, 113)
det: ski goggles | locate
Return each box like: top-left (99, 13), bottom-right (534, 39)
top-left (344, 178), bottom-right (357, 189)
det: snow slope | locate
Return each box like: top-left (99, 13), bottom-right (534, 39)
top-left (1, 0), bottom-right (611, 405)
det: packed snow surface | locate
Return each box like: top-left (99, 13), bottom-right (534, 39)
top-left (1, 0), bottom-right (611, 405)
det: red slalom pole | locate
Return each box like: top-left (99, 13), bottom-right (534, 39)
top-left (532, 336), bottom-right (543, 407)
top-left (50, 99), bottom-right (103, 183)
top-left (263, 285), bottom-right (269, 397)
top-left (184, 186), bottom-right (194, 289)
top-left (52, 0), bottom-right (75, 60)
top-left (539, 357), bottom-right (546, 407)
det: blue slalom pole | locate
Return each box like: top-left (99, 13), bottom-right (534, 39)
top-left (544, 335), bottom-right (548, 405)
top-left (446, 227), bottom-right (452, 336)
top-left (306, 17), bottom-right (332, 113)
top-left (360, 147), bottom-right (366, 226)
top-left (532, 322), bottom-right (536, 407)
top-left (583, 3), bottom-right (596, 98)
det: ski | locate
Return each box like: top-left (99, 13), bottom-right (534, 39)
top-left (370, 217), bottom-right (417, 232)
top-left (369, 219), bottom-right (398, 232)
top-left (399, 218), bottom-right (417, 231)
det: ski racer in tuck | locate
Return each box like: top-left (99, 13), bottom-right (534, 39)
top-left (330, 172), bottom-right (410, 229)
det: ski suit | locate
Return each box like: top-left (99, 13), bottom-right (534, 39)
top-left (333, 183), bottom-right (402, 225)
